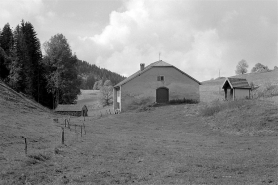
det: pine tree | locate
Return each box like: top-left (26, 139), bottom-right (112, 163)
top-left (0, 23), bottom-right (14, 56)
top-left (22, 21), bottom-right (43, 101)
top-left (11, 24), bottom-right (30, 93)
top-left (0, 23), bottom-right (14, 80)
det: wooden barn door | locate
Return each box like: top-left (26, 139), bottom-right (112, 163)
top-left (156, 87), bottom-right (169, 103)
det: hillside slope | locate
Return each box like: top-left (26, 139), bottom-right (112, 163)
top-left (200, 70), bottom-right (278, 102)
top-left (0, 81), bottom-right (62, 184)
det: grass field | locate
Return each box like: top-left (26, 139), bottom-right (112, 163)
top-left (1, 74), bottom-right (278, 184)
top-left (201, 70), bottom-right (278, 102)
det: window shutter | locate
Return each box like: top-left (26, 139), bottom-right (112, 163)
top-left (157, 76), bottom-right (160, 81)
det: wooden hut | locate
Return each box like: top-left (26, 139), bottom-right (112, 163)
top-left (55, 104), bottom-right (83, 117)
top-left (222, 78), bottom-right (251, 100)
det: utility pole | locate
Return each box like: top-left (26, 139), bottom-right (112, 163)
top-left (159, 52), bottom-right (161, 61)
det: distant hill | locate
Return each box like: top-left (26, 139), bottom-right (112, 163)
top-left (77, 60), bottom-right (125, 89)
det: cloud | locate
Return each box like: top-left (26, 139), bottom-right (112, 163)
top-left (0, 0), bottom-right (43, 26)
top-left (87, 0), bottom-right (235, 80)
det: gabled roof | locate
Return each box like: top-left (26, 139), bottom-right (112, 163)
top-left (55, 104), bottom-right (82, 112)
top-left (222, 77), bottom-right (251, 89)
top-left (114, 60), bottom-right (201, 87)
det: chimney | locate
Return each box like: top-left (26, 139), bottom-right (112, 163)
top-left (140, 63), bottom-right (145, 71)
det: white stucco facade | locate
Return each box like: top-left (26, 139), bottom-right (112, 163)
top-left (113, 65), bottom-right (200, 112)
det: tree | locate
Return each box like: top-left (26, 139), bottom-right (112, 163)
top-left (99, 85), bottom-right (113, 106)
top-left (22, 21), bottom-right (43, 101)
top-left (235, 59), bottom-right (248, 75)
top-left (0, 23), bottom-right (14, 56)
top-left (11, 24), bottom-right (31, 93)
top-left (93, 79), bottom-right (103, 90)
top-left (274, 66), bottom-right (278, 71)
top-left (103, 79), bottom-right (112, 86)
top-left (251, 63), bottom-right (270, 73)
top-left (0, 23), bottom-right (14, 80)
top-left (43, 33), bottom-right (81, 108)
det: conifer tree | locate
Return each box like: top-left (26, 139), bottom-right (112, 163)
top-left (0, 23), bottom-right (13, 80)
top-left (22, 21), bottom-right (43, 101)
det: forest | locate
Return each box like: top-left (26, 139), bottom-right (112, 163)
top-left (0, 21), bottom-right (125, 109)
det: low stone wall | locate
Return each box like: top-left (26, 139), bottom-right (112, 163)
top-left (55, 111), bottom-right (82, 117)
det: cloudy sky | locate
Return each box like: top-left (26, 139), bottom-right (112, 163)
top-left (0, 0), bottom-right (277, 81)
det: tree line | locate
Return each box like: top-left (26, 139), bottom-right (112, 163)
top-left (78, 60), bottom-right (125, 90)
top-left (0, 21), bottom-right (124, 109)
top-left (235, 59), bottom-right (277, 75)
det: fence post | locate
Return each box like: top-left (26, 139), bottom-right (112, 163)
top-left (100, 111), bottom-right (102, 117)
top-left (80, 126), bottom-right (83, 137)
top-left (24, 138), bottom-right (27, 155)
top-left (83, 122), bottom-right (86, 135)
top-left (62, 128), bottom-right (64, 144)
top-left (64, 119), bottom-right (66, 127)
top-left (109, 109), bottom-right (111, 114)
top-left (75, 124), bottom-right (76, 132)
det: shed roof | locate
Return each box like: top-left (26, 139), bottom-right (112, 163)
top-left (222, 77), bottom-right (251, 89)
top-left (55, 104), bottom-right (82, 112)
top-left (114, 60), bottom-right (201, 87)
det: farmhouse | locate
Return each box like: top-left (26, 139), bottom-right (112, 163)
top-left (113, 60), bottom-right (201, 112)
top-left (55, 104), bottom-right (88, 117)
top-left (222, 77), bottom-right (251, 100)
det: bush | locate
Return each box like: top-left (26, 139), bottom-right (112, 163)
top-left (252, 82), bottom-right (278, 98)
top-left (126, 97), bottom-right (154, 111)
top-left (169, 98), bottom-right (198, 104)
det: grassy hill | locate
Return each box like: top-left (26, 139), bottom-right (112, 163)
top-left (0, 81), bottom-right (62, 184)
top-left (200, 70), bottom-right (278, 102)
top-left (1, 77), bottom-right (278, 184)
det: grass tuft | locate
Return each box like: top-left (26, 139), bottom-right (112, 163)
top-left (25, 152), bottom-right (51, 166)
top-left (199, 99), bottom-right (252, 117)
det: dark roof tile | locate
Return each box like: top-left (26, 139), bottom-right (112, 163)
top-left (55, 104), bottom-right (82, 112)
top-left (114, 60), bottom-right (200, 87)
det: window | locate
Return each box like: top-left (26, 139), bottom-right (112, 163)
top-left (157, 76), bottom-right (164, 81)
top-left (117, 90), bottom-right (120, 97)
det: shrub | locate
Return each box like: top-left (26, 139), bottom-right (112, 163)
top-left (169, 98), bottom-right (198, 104)
top-left (126, 97), bottom-right (154, 111)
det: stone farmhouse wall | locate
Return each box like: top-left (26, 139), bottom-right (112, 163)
top-left (119, 67), bottom-right (200, 112)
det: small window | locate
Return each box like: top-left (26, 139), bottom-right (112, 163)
top-left (157, 76), bottom-right (164, 81)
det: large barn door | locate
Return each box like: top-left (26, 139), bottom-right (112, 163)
top-left (156, 87), bottom-right (169, 103)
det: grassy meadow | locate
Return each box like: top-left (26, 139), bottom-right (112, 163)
top-left (0, 71), bottom-right (278, 184)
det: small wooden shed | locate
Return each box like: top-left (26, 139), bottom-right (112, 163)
top-left (222, 78), bottom-right (251, 100)
top-left (55, 104), bottom-right (88, 117)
